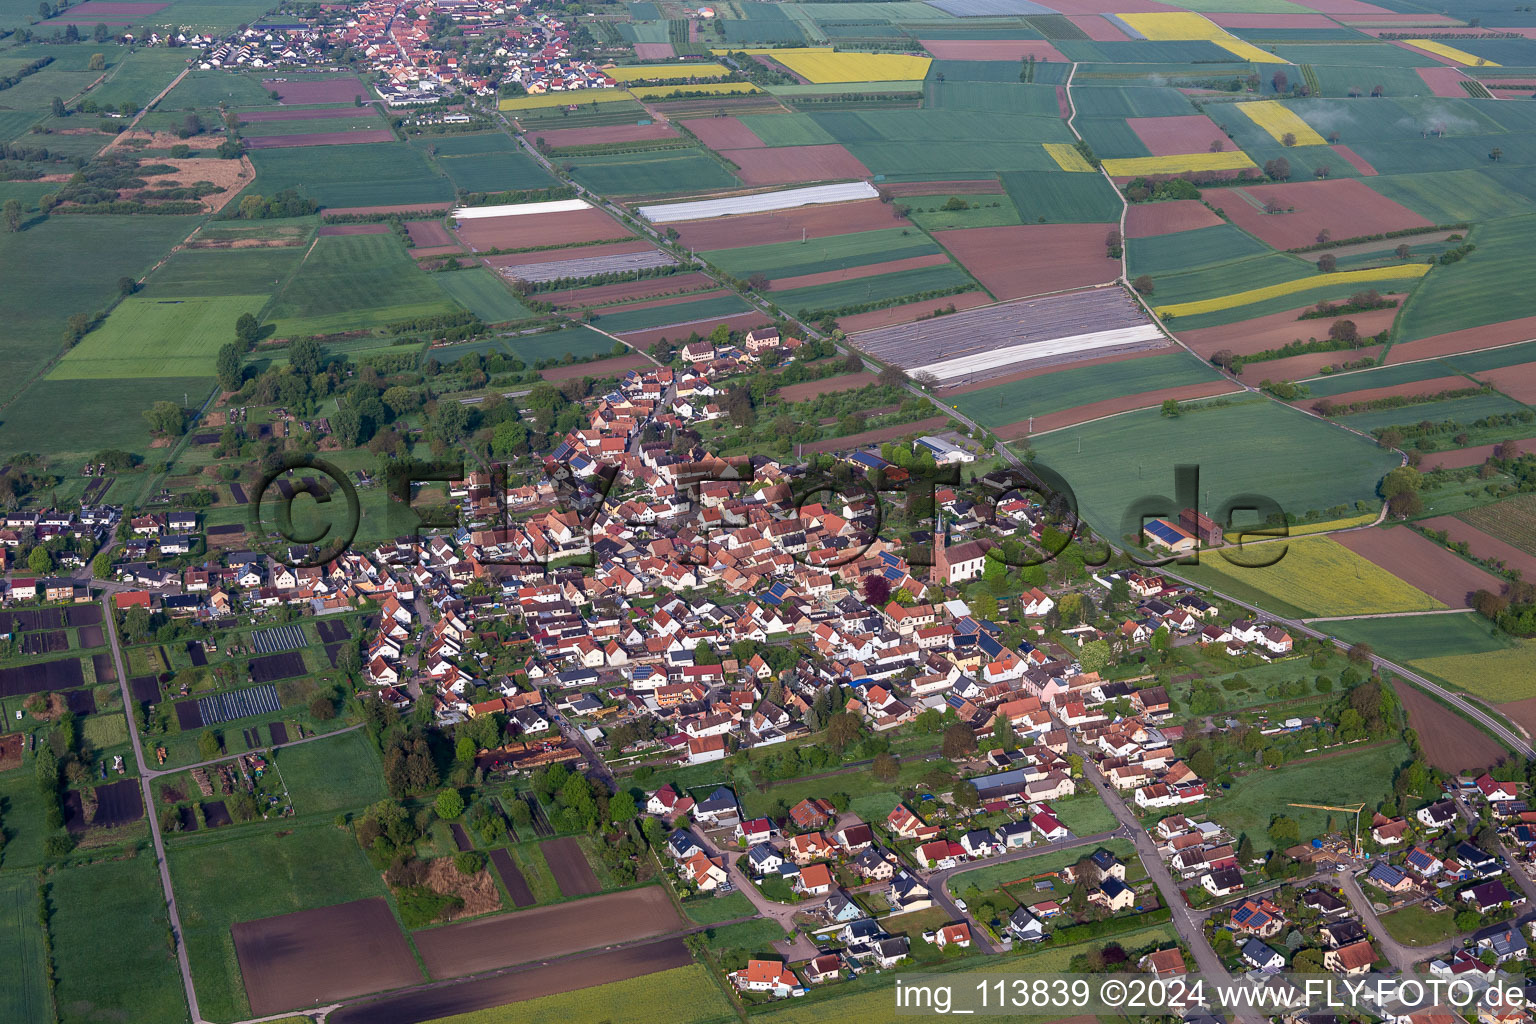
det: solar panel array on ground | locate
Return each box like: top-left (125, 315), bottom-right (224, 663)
top-left (249, 651), bottom-right (307, 683)
top-left (196, 683), bottom-right (281, 727)
top-left (499, 249), bottom-right (674, 283)
top-left (853, 287), bottom-right (1163, 387)
top-left (251, 624), bottom-right (307, 654)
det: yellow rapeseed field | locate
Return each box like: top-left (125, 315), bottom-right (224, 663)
top-left (1101, 151), bottom-right (1257, 176)
top-left (602, 62), bottom-right (731, 82)
top-left (498, 90), bottom-right (631, 111)
top-left (1239, 100), bottom-right (1327, 147)
top-left (628, 82), bottom-right (760, 98)
top-left (1406, 39), bottom-right (1500, 66)
top-left (1118, 12), bottom-right (1283, 64)
top-left (766, 48), bottom-right (932, 83)
top-left (1196, 536), bottom-right (1445, 617)
top-left (1153, 264), bottom-right (1431, 318)
top-left (1043, 142), bottom-right (1095, 173)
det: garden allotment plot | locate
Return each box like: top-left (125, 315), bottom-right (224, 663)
top-left (251, 624), bottom-right (307, 654)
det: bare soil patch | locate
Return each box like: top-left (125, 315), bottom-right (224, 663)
top-left (481, 239), bottom-right (656, 269)
top-left (1476, 364), bottom-right (1536, 405)
top-left (1334, 526), bottom-right (1500, 607)
top-left (1394, 680), bottom-right (1504, 772)
top-left (1496, 697), bottom-right (1536, 742)
top-left (633, 42), bottom-right (676, 59)
top-left (618, 310), bottom-right (770, 346)
top-left (405, 220), bottom-right (453, 247)
top-left (543, 271), bottom-right (714, 308)
top-left (541, 352), bottom-right (650, 380)
top-left (681, 116), bottom-right (764, 150)
top-left (1178, 299), bottom-right (1401, 358)
top-left (531, 122), bottom-right (679, 147)
top-left (329, 938), bottom-right (691, 1024)
top-left (1388, 317), bottom-right (1536, 363)
top-left (412, 887), bottom-right (683, 980)
top-left (1216, 179), bottom-right (1430, 251)
top-left (997, 381), bottom-right (1242, 438)
top-left (835, 290), bottom-right (992, 332)
top-left (0, 734), bottom-right (22, 771)
top-left (721, 144), bottom-right (870, 187)
top-left (1421, 516), bottom-right (1536, 578)
top-left (456, 207), bottom-right (632, 250)
top-left (802, 415), bottom-right (950, 454)
top-left (934, 224), bottom-right (1118, 300)
top-left (670, 199), bottom-right (898, 250)
top-left (770, 252), bottom-right (949, 291)
top-left (1128, 115), bottom-right (1229, 157)
top-left (263, 76), bottom-right (369, 104)
top-left (920, 39), bottom-right (1068, 60)
top-left (778, 371), bottom-right (876, 402)
top-left (593, 287), bottom-right (732, 316)
top-left (1415, 66), bottom-right (1471, 97)
top-left (543, 835), bottom-right (600, 896)
top-left (1125, 200), bottom-right (1224, 237)
top-left (1421, 434), bottom-right (1536, 471)
top-left (1066, 14), bottom-right (1130, 39)
top-left (1313, 374), bottom-right (1471, 410)
top-left (233, 897), bottom-right (422, 1016)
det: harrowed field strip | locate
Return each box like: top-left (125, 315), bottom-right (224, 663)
top-left (1154, 263), bottom-right (1432, 318)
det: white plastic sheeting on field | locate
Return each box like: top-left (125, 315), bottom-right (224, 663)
top-left (912, 324), bottom-right (1166, 383)
top-left (451, 199), bottom-right (591, 219)
top-left (637, 182), bottom-right (879, 224)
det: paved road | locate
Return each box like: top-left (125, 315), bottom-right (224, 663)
top-left (102, 591), bottom-right (204, 1024)
top-left (689, 826), bottom-right (824, 959)
top-left (1336, 870), bottom-right (1454, 972)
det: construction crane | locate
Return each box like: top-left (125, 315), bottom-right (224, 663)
top-left (1288, 802), bottom-right (1366, 858)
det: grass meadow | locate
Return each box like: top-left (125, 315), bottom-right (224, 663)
top-left (271, 728), bottom-right (386, 818)
top-left (266, 233), bottom-right (460, 338)
top-left (0, 873), bottom-right (48, 1024)
top-left (415, 964), bottom-right (737, 1024)
top-left (51, 295), bottom-right (268, 379)
top-left (167, 820), bottom-right (399, 1021)
top-left (49, 853), bottom-right (189, 1024)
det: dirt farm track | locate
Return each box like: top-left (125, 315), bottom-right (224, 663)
top-left (411, 885), bottom-right (683, 980)
top-left (328, 937), bottom-right (693, 1024)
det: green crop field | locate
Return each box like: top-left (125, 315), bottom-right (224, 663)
top-left (139, 246), bottom-right (309, 298)
top-left (1396, 215), bottom-right (1536, 342)
top-left (954, 351), bottom-right (1225, 428)
top-left (164, 70), bottom-right (283, 110)
top-left (593, 293), bottom-right (752, 333)
top-left (415, 964), bottom-right (737, 1024)
top-left (0, 376), bottom-right (210, 458)
top-left (503, 324), bottom-right (620, 364)
top-left (1412, 642), bottom-right (1536, 703)
top-left (565, 148), bottom-right (738, 195)
top-left (925, 81), bottom-right (1063, 115)
top-left (511, 99), bottom-right (650, 127)
top-left (84, 47), bottom-right (189, 112)
top-left (1273, 43), bottom-right (1437, 67)
top-left (1072, 85), bottom-right (1198, 119)
top-left (1180, 536), bottom-right (1443, 619)
top-left (1326, 612), bottom-right (1517, 663)
top-left (50, 855), bottom-right (188, 1024)
top-left (51, 295), bottom-right (269, 380)
top-left (272, 728), bottom-right (386, 817)
top-left (705, 228), bottom-right (940, 280)
top-left (0, 213), bottom-right (200, 403)
top-left (1447, 339), bottom-right (1536, 374)
top-left (905, 193), bottom-right (1022, 230)
top-left (1075, 117), bottom-right (1151, 160)
top-left (1128, 223), bottom-right (1276, 277)
top-left (1057, 39), bottom-right (1241, 64)
top-left (737, 113), bottom-right (838, 147)
top-left (248, 142), bottom-right (453, 208)
top-left (436, 150), bottom-right (557, 193)
top-left (1335, 392), bottom-right (1529, 434)
top-left (1001, 170), bottom-right (1124, 223)
top-left (1209, 742), bottom-right (1410, 853)
top-left (1022, 397), bottom-right (1400, 542)
top-left (434, 268), bottom-right (537, 323)
top-left (422, 133), bottom-right (517, 156)
top-left (168, 821), bottom-right (401, 1021)
top-left (1302, 359), bottom-right (1468, 398)
top-left (265, 233), bottom-right (460, 338)
top-left (0, 874), bottom-right (47, 1024)
top-left (1307, 64), bottom-right (1432, 100)
top-left (775, 262), bottom-right (975, 314)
